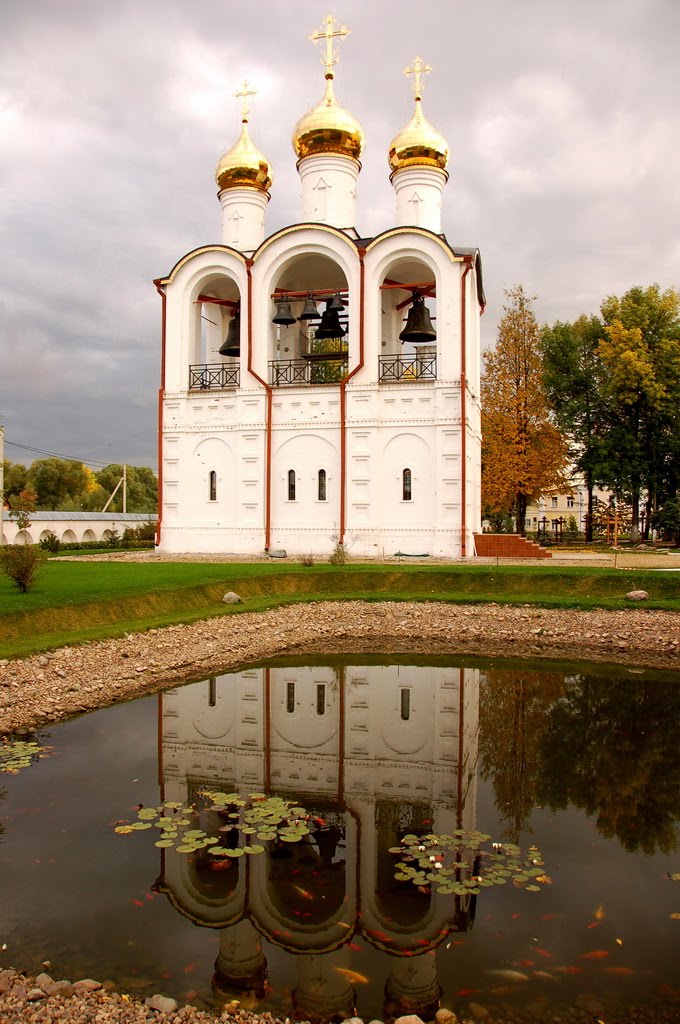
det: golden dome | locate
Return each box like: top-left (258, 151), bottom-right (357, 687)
top-left (292, 75), bottom-right (365, 162)
top-left (388, 97), bottom-right (449, 177)
top-left (215, 119), bottom-right (273, 193)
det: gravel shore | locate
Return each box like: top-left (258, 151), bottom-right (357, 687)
top-left (1, 600), bottom-right (679, 1023)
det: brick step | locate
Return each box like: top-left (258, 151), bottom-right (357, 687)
top-left (473, 533), bottom-right (552, 559)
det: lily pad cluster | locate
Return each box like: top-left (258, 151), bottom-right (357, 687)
top-left (390, 830), bottom-right (548, 896)
top-left (0, 739), bottom-right (50, 775)
top-left (114, 791), bottom-right (311, 858)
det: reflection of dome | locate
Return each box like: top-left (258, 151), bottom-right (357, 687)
top-left (388, 97), bottom-right (449, 178)
top-left (216, 120), bottom-right (273, 193)
top-left (292, 76), bottom-right (365, 162)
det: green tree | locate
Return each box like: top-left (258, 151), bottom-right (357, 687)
top-left (599, 285), bottom-right (680, 540)
top-left (27, 458), bottom-right (92, 510)
top-left (540, 315), bottom-right (609, 541)
top-left (2, 460), bottom-right (29, 506)
top-left (94, 465), bottom-right (158, 513)
top-left (482, 286), bottom-right (571, 534)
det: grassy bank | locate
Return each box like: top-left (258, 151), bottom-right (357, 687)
top-left (1, 560), bottom-right (679, 659)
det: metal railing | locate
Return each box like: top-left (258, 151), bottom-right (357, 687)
top-left (269, 358), bottom-right (349, 386)
top-left (378, 352), bottom-right (437, 382)
top-left (189, 363), bottom-right (240, 391)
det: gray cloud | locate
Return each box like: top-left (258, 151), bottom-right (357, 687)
top-left (1, 0), bottom-right (678, 468)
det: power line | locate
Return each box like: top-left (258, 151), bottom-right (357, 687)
top-left (4, 440), bottom-right (116, 469)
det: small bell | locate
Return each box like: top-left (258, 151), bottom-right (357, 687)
top-left (272, 295), bottom-right (295, 326)
top-left (399, 290), bottom-right (436, 344)
top-left (314, 299), bottom-right (347, 340)
top-left (219, 307), bottom-right (240, 356)
top-left (327, 292), bottom-right (345, 313)
top-left (298, 292), bottom-right (320, 321)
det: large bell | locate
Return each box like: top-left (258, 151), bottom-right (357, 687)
top-left (327, 292), bottom-right (345, 313)
top-left (272, 295), bottom-right (295, 326)
top-left (399, 291), bottom-right (436, 344)
top-left (298, 293), bottom-right (320, 321)
top-left (219, 307), bottom-right (240, 357)
top-left (314, 299), bottom-right (347, 340)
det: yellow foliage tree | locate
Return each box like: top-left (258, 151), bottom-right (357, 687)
top-left (482, 285), bottom-right (570, 534)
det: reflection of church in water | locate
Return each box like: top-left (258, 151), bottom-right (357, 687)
top-left (154, 664), bottom-right (479, 1021)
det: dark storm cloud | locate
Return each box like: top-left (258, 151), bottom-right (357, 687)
top-left (1, 0), bottom-right (678, 467)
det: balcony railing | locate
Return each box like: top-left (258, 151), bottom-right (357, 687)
top-left (379, 352), bottom-right (437, 382)
top-left (270, 358), bottom-right (349, 386)
top-left (189, 363), bottom-right (239, 391)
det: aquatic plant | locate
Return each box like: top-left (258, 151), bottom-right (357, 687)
top-left (389, 831), bottom-right (548, 895)
top-left (0, 738), bottom-right (50, 775)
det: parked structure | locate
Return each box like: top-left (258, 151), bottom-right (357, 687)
top-left (155, 20), bottom-right (484, 558)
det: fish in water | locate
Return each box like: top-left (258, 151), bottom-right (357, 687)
top-left (335, 968), bottom-right (369, 984)
top-left (486, 969), bottom-right (530, 982)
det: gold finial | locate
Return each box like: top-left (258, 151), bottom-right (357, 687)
top-left (234, 78), bottom-right (257, 122)
top-left (309, 13), bottom-right (350, 76)
top-left (404, 56), bottom-right (432, 100)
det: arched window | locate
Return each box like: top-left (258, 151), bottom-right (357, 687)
top-left (402, 468), bottom-right (412, 501)
top-left (318, 469), bottom-right (327, 501)
top-left (288, 469), bottom-right (296, 501)
top-left (208, 676), bottom-right (217, 707)
top-left (400, 688), bottom-right (411, 721)
top-left (209, 470), bottom-right (217, 501)
top-left (316, 684), bottom-right (326, 716)
top-left (286, 682), bottom-right (295, 713)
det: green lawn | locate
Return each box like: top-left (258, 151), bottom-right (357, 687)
top-left (1, 560), bottom-right (678, 659)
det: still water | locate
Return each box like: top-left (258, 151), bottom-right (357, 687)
top-left (1, 658), bottom-right (680, 1020)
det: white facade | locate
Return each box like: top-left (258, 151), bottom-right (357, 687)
top-left (0, 511), bottom-right (156, 546)
top-left (156, 47), bottom-right (484, 559)
top-left (155, 662), bottom-right (480, 1019)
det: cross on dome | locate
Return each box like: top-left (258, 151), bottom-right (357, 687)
top-left (404, 56), bottom-right (432, 101)
top-left (234, 78), bottom-right (257, 122)
top-left (309, 13), bottom-right (350, 76)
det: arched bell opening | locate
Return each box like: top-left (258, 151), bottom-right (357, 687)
top-left (189, 274), bottom-right (242, 392)
top-left (269, 254), bottom-right (348, 387)
top-left (379, 258), bottom-right (437, 384)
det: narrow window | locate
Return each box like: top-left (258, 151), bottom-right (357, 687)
top-left (402, 468), bottom-right (412, 501)
top-left (318, 469), bottom-right (327, 501)
top-left (400, 688), bottom-right (411, 721)
top-left (209, 470), bottom-right (217, 501)
top-left (316, 683), bottom-right (326, 716)
top-left (286, 682), bottom-right (295, 713)
top-left (551, 496), bottom-right (558, 508)
top-left (208, 676), bottom-right (217, 707)
top-left (288, 469), bottom-right (296, 501)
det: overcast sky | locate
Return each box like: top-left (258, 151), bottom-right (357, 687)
top-left (1, 0), bottom-right (678, 471)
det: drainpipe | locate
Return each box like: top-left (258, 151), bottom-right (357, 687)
top-left (153, 279), bottom-right (167, 548)
top-left (338, 249), bottom-right (366, 545)
top-left (459, 258), bottom-right (473, 557)
top-left (245, 260), bottom-right (274, 551)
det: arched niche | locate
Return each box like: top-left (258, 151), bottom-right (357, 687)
top-left (379, 255), bottom-right (438, 371)
top-left (62, 529), bottom-right (77, 544)
top-left (189, 273), bottom-right (242, 367)
top-left (82, 529), bottom-right (96, 543)
top-left (269, 252), bottom-right (349, 369)
top-left (14, 529), bottom-right (32, 545)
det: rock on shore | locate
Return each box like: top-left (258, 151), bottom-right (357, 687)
top-left (1, 601), bottom-right (679, 736)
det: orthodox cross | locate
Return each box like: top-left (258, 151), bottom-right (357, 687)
top-left (234, 78), bottom-right (257, 121)
top-left (310, 13), bottom-right (350, 73)
top-left (404, 56), bottom-right (432, 100)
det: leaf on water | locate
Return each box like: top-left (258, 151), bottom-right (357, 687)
top-left (176, 844), bottom-right (199, 854)
top-left (670, 874), bottom-right (680, 882)
top-left (155, 840), bottom-right (175, 848)
top-left (115, 825), bottom-right (134, 834)
top-left (526, 885), bottom-right (541, 892)
top-left (130, 822), bottom-right (153, 831)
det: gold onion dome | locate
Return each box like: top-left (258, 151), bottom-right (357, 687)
top-left (388, 97), bottom-right (449, 178)
top-left (215, 118), bottom-right (273, 193)
top-left (292, 74), bottom-right (365, 162)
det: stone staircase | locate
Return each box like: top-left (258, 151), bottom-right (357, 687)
top-left (473, 533), bottom-right (552, 559)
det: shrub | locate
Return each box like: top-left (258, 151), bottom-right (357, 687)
top-left (328, 541), bottom-right (347, 565)
top-left (0, 544), bottom-right (47, 593)
top-left (300, 552), bottom-right (315, 566)
top-left (39, 530), bottom-right (61, 553)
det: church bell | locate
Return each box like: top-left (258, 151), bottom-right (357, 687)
top-left (399, 291), bottom-right (436, 345)
top-left (327, 292), bottom-right (345, 313)
top-left (314, 298), bottom-right (347, 340)
top-left (272, 295), bottom-right (295, 326)
top-left (298, 293), bottom-right (320, 321)
top-left (219, 307), bottom-right (240, 357)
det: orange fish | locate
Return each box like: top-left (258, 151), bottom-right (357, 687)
top-left (534, 948), bottom-right (552, 959)
top-left (540, 913), bottom-right (561, 921)
top-left (594, 904), bottom-right (605, 921)
top-left (335, 968), bottom-right (368, 984)
top-left (455, 988), bottom-right (478, 998)
top-left (555, 966), bottom-right (583, 975)
top-left (130, 899), bottom-right (144, 908)
top-left (603, 967), bottom-right (634, 976)
top-left (579, 950), bottom-right (609, 961)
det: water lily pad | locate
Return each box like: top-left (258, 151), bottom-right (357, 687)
top-left (243, 844), bottom-right (265, 855)
top-left (138, 809), bottom-right (158, 820)
top-left (164, 801), bottom-right (183, 809)
top-left (130, 822), bottom-right (153, 831)
top-left (114, 825), bottom-right (133, 834)
top-left (155, 839), bottom-right (175, 848)
top-left (526, 884), bottom-right (541, 892)
top-left (176, 844), bottom-right (199, 854)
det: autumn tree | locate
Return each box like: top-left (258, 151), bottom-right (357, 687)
top-left (482, 286), bottom-right (570, 534)
top-left (598, 285), bottom-right (680, 540)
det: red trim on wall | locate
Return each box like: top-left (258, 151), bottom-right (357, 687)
top-left (339, 249), bottom-right (366, 545)
top-left (460, 259), bottom-right (472, 557)
top-left (153, 279), bottom-right (167, 548)
top-left (457, 667), bottom-right (465, 829)
top-left (245, 260), bottom-right (274, 550)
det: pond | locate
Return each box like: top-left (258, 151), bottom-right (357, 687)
top-left (1, 657), bottom-right (680, 1021)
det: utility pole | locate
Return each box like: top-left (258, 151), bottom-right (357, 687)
top-left (123, 464), bottom-right (127, 514)
top-left (0, 422), bottom-right (4, 545)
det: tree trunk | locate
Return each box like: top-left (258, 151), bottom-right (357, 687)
top-left (516, 493), bottom-right (528, 536)
top-left (585, 468), bottom-right (594, 543)
top-left (630, 485), bottom-right (640, 543)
